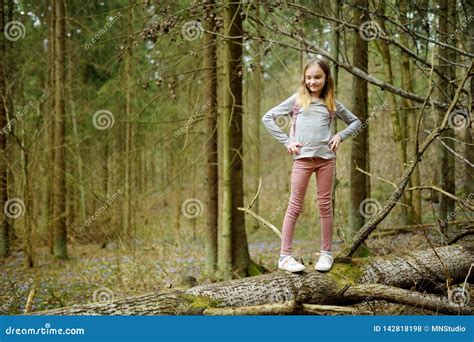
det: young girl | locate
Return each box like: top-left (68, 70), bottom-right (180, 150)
top-left (262, 58), bottom-right (362, 272)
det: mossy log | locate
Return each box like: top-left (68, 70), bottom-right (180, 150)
top-left (32, 243), bottom-right (473, 315)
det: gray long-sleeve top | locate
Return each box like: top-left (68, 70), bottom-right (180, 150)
top-left (262, 93), bottom-right (362, 160)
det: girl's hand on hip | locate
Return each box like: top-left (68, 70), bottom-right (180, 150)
top-left (287, 142), bottom-right (303, 155)
top-left (328, 134), bottom-right (341, 152)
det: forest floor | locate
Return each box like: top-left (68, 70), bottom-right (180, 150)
top-left (0, 224), bottom-right (461, 315)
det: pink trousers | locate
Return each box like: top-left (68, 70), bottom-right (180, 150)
top-left (281, 157), bottom-right (335, 255)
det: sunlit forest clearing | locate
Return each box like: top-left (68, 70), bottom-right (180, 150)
top-left (0, 0), bottom-right (473, 315)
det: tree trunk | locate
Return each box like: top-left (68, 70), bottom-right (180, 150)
top-left (0, 0), bottom-right (11, 259)
top-left (219, 0), bottom-right (252, 279)
top-left (348, 0), bottom-right (369, 241)
top-left (400, 0), bottom-right (421, 224)
top-left (123, 3), bottom-right (134, 249)
top-left (203, 0), bottom-right (219, 276)
top-left (33, 243), bottom-right (474, 315)
top-left (66, 38), bottom-right (87, 230)
top-left (330, 0), bottom-right (340, 220)
top-left (249, 3), bottom-right (262, 234)
top-left (467, 0), bottom-right (474, 198)
top-left (437, 0), bottom-right (455, 231)
top-left (52, 0), bottom-right (68, 260)
top-left (47, 0), bottom-right (55, 255)
top-left (20, 124), bottom-right (33, 267)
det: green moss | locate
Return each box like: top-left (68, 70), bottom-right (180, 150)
top-left (328, 262), bottom-right (364, 285)
top-left (181, 294), bottom-right (221, 309)
top-left (352, 244), bottom-right (372, 258)
top-left (247, 260), bottom-right (267, 276)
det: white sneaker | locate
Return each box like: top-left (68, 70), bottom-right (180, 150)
top-left (315, 253), bottom-right (333, 272)
top-left (278, 255), bottom-right (305, 273)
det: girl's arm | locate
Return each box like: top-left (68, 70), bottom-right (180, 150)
top-left (261, 93), bottom-right (297, 148)
top-left (334, 100), bottom-right (362, 141)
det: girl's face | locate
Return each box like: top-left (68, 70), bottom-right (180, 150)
top-left (305, 63), bottom-right (326, 97)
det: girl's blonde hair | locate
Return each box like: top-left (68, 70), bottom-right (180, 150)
top-left (296, 58), bottom-right (336, 116)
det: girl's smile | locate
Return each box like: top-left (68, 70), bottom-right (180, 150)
top-left (305, 64), bottom-right (326, 97)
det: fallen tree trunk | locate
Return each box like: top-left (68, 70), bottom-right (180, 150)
top-left (33, 243), bottom-right (473, 315)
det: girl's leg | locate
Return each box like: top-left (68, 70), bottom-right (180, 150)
top-left (314, 158), bottom-right (335, 252)
top-left (280, 159), bottom-right (314, 255)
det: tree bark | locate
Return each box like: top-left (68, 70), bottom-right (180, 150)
top-left (203, 0), bottom-right (219, 276)
top-left (32, 243), bottom-right (474, 315)
top-left (220, 0), bottom-right (252, 279)
top-left (52, 0), bottom-right (68, 260)
top-left (249, 3), bottom-right (262, 234)
top-left (437, 0), bottom-right (456, 231)
top-left (400, 0), bottom-right (421, 224)
top-left (348, 0), bottom-right (369, 240)
top-left (0, 0), bottom-right (11, 259)
top-left (47, 0), bottom-right (55, 255)
top-left (467, 0), bottom-right (474, 198)
top-left (123, 2), bottom-right (134, 249)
